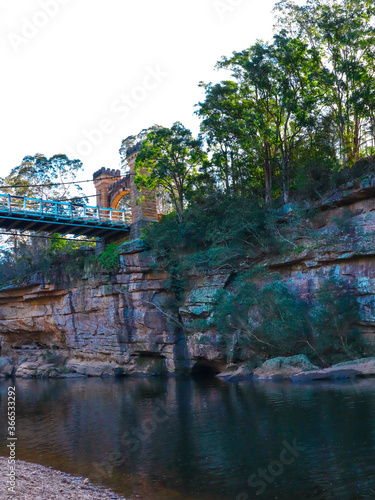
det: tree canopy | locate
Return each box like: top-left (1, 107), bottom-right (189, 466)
top-left (134, 122), bottom-right (208, 223)
top-left (0, 153), bottom-right (85, 255)
top-left (0, 153), bottom-right (84, 201)
top-left (122, 0), bottom-right (375, 216)
top-left (193, 0), bottom-right (375, 204)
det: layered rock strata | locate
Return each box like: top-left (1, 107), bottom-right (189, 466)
top-left (1, 176), bottom-right (375, 377)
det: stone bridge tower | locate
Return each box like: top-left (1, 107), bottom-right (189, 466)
top-left (93, 143), bottom-right (158, 240)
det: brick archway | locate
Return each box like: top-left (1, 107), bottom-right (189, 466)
top-left (108, 176), bottom-right (131, 210)
top-left (110, 190), bottom-right (131, 210)
top-left (93, 144), bottom-right (158, 239)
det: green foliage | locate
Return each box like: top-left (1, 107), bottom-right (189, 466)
top-left (192, 0), bottom-right (375, 205)
top-left (293, 158), bottom-right (341, 201)
top-left (275, 0), bottom-right (375, 170)
top-left (189, 320), bottom-right (212, 334)
top-left (96, 243), bottom-right (120, 273)
top-left (0, 153), bottom-right (84, 200)
top-left (311, 277), bottom-right (363, 363)
top-left (215, 30), bottom-right (322, 203)
top-left (142, 194), bottom-right (294, 300)
top-left (211, 272), bottom-right (364, 366)
top-left (0, 236), bottom-right (96, 288)
top-left (0, 238), bottom-right (124, 287)
top-left (135, 122), bottom-right (209, 223)
top-left (50, 234), bottom-right (67, 252)
top-left (120, 125), bottom-right (162, 169)
top-left (293, 156), bottom-right (375, 201)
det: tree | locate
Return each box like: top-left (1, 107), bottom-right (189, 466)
top-left (0, 153), bottom-right (84, 253)
top-left (218, 32), bottom-right (322, 202)
top-left (196, 81), bottom-right (261, 198)
top-left (0, 153), bottom-right (84, 200)
top-left (119, 125), bottom-right (163, 172)
top-left (275, 0), bottom-right (375, 167)
top-left (134, 122), bottom-right (208, 223)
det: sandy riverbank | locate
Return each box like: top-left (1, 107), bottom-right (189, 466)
top-left (0, 458), bottom-right (128, 499)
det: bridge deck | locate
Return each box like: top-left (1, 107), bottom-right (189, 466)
top-left (0, 194), bottom-right (131, 240)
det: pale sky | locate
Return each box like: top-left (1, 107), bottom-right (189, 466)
top-left (1, 0), bottom-right (276, 197)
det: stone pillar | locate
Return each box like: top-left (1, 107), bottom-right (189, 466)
top-left (93, 168), bottom-right (121, 209)
top-left (93, 168), bottom-right (121, 252)
top-left (126, 144), bottom-right (158, 239)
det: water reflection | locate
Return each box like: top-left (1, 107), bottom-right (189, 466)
top-left (0, 377), bottom-right (375, 499)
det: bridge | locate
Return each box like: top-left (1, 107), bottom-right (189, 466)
top-left (0, 144), bottom-right (158, 243)
top-left (0, 194), bottom-right (131, 241)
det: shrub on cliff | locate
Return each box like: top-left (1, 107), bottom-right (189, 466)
top-left (96, 243), bottom-right (120, 274)
top-left (212, 275), bottom-right (315, 362)
top-left (293, 156), bottom-right (375, 202)
top-left (311, 277), bottom-right (363, 364)
top-left (144, 195), bottom-right (290, 281)
top-left (142, 195), bottom-right (277, 302)
top-left (0, 237), bottom-right (95, 287)
top-left (143, 194), bottom-right (317, 304)
top-left (211, 273), bottom-right (364, 366)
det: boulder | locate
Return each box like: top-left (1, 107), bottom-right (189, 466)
top-left (0, 357), bottom-right (11, 370)
top-left (67, 361), bottom-right (119, 377)
top-left (3, 364), bottom-right (14, 376)
top-left (253, 355), bottom-right (319, 380)
top-left (37, 364), bottom-right (57, 377)
top-left (0, 357), bottom-right (14, 377)
top-left (292, 357), bottom-right (375, 382)
top-left (15, 362), bottom-right (39, 378)
top-left (334, 357), bottom-right (375, 374)
top-left (47, 369), bottom-right (62, 379)
top-left (217, 366), bottom-right (253, 382)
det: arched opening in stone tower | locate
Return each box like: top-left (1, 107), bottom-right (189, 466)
top-left (111, 191), bottom-right (132, 221)
top-left (113, 192), bottom-right (131, 210)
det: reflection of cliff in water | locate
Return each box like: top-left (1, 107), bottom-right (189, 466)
top-left (1, 378), bottom-right (375, 499)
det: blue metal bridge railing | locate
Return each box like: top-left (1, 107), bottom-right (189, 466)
top-left (0, 194), bottom-right (132, 240)
top-left (0, 194), bottom-right (131, 224)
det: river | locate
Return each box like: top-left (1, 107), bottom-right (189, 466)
top-left (1, 377), bottom-right (375, 499)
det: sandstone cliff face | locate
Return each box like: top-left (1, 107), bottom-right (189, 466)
top-left (184, 180), bottom-right (375, 368)
top-left (0, 247), bottom-right (181, 377)
top-left (1, 176), bottom-right (375, 378)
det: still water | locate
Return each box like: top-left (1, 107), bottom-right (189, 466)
top-left (0, 376), bottom-right (375, 500)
